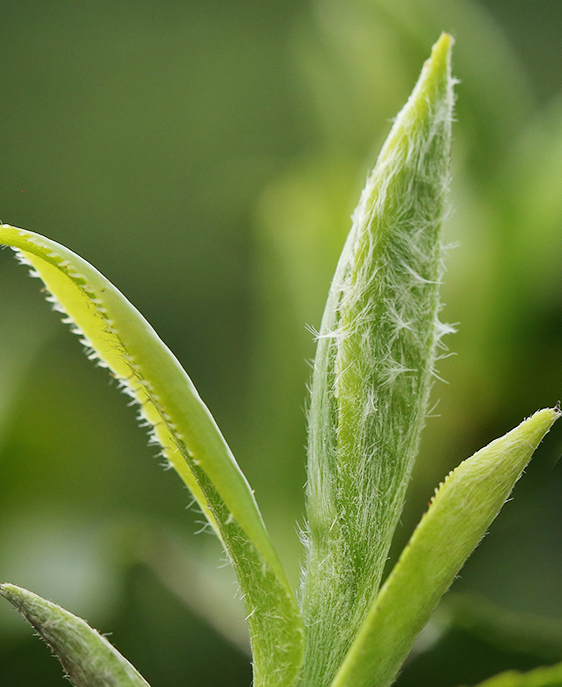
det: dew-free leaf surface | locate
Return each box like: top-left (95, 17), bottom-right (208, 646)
top-left (0, 224), bottom-right (304, 687)
top-left (299, 32), bottom-right (455, 687)
top-left (0, 583), bottom-right (151, 687)
top-left (330, 408), bottom-right (559, 687)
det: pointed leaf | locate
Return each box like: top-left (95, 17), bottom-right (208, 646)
top-left (330, 408), bottom-right (559, 687)
top-left (0, 225), bottom-right (303, 686)
top-left (299, 33), bottom-right (455, 685)
top-left (0, 583), bottom-right (150, 687)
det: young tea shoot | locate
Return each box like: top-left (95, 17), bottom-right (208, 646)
top-left (1, 33), bottom-right (560, 687)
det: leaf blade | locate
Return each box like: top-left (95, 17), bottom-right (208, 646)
top-left (330, 408), bottom-right (559, 687)
top-left (0, 226), bottom-right (304, 686)
top-left (0, 583), bottom-right (150, 687)
top-left (299, 33), bottom-right (455, 686)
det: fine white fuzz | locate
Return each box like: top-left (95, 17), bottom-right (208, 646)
top-left (299, 34), bottom-right (455, 687)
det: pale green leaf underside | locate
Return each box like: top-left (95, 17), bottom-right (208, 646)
top-left (0, 583), bottom-right (150, 687)
top-left (330, 408), bottom-right (559, 687)
top-left (474, 662), bottom-right (562, 687)
top-left (0, 225), bottom-right (304, 687)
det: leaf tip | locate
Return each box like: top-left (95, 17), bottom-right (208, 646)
top-left (0, 582), bottom-right (20, 604)
top-left (422, 31), bottom-right (454, 84)
top-left (433, 31), bottom-right (454, 56)
top-left (526, 406), bottom-right (560, 435)
top-left (0, 583), bottom-right (47, 621)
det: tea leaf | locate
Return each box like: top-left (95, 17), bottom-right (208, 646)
top-left (0, 583), bottom-right (150, 687)
top-left (0, 225), bottom-right (304, 687)
top-left (299, 33), bottom-right (454, 685)
top-left (330, 407), bottom-right (559, 687)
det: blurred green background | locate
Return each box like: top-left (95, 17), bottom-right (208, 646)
top-left (1, 1), bottom-right (562, 685)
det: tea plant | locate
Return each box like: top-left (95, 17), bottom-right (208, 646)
top-left (1, 34), bottom-right (560, 687)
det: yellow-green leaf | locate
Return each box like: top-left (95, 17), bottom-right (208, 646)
top-left (330, 408), bottom-right (559, 687)
top-left (0, 225), bottom-right (304, 687)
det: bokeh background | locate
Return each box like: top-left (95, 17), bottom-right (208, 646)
top-left (1, 1), bottom-right (562, 685)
